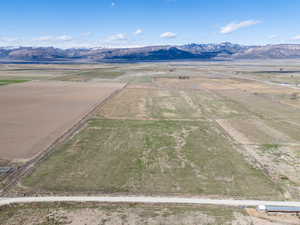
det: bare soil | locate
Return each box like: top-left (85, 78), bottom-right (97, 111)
top-left (0, 81), bottom-right (125, 161)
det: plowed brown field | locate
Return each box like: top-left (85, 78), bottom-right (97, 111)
top-left (0, 81), bottom-right (125, 161)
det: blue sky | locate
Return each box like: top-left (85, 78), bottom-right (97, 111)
top-left (1, 0), bottom-right (300, 48)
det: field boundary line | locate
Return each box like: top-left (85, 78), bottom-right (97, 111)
top-left (0, 82), bottom-right (128, 196)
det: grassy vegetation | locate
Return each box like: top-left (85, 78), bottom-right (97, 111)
top-left (0, 69), bottom-right (78, 81)
top-left (98, 88), bottom-right (249, 120)
top-left (3, 62), bottom-right (299, 200)
top-left (262, 144), bottom-right (280, 151)
top-left (0, 202), bottom-right (245, 225)
top-left (54, 68), bottom-right (124, 81)
top-left (242, 70), bottom-right (300, 86)
top-left (260, 144), bottom-right (283, 158)
top-left (120, 75), bottom-right (154, 83)
top-left (24, 119), bottom-right (281, 199)
top-left (0, 79), bottom-right (29, 86)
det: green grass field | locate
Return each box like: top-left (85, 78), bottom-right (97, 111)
top-left (0, 79), bottom-right (29, 86)
top-left (24, 119), bottom-right (282, 199)
top-left (54, 68), bottom-right (124, 81)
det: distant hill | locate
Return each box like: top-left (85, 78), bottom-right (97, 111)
top-left (1, 43), bottom-right (300, 62)
top-left (233, 44), bottom-right (300, 59)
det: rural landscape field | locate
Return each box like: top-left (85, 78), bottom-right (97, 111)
top-left (2, 0), bottom-right (300, 224)
top-left (0, 60), bottom-right (300, 224)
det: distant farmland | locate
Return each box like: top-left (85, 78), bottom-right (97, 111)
top-left (0, 61), bottom-right (299, 202)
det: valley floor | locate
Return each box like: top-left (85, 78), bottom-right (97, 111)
top-left (1, 61), bottom-right (300, 224)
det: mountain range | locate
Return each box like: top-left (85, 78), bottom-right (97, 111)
top-left (1, 42), bottom-right (300, 62)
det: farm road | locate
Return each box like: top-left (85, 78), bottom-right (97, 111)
top-left (1, 196), bottom-right (300, 207)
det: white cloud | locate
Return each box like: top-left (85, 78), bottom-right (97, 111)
top-left (268, 35), bottom-right (278, 39)
top-left (220, 20), bottom-right (261, 34)
top-left (0, 37), bottom-right (22, 47)
top-left (34, 35), bottom-right (73, 42)
top-left (34, 36), bottom-right (54, 41)
top-left (134, 29), bottom-right (143, 35)
top-left (81, 32), bottom-right (92, 37)
top-left (56, 35), bottom-right (73, 41)
top-left (108, 33), bottom-right (128, 41)
top-left (291, 35), bottom-right (300, 40)
top-left (160, 32), bottom-right (177, 39)
top-left (0, 37), bottom-right (19, 42)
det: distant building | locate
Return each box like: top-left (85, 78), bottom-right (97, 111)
top-left (257, 205), bottom-right (300, 213)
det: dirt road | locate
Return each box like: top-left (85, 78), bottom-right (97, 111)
top-left (1, 196), bottom-right (300, 207)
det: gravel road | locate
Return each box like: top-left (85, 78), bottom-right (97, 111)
top-left (1, 196), bottom-right (300, 207)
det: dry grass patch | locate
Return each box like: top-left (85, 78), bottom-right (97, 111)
top-left (155, 77), bottom-right (270, 91)
top-left (217, 118), bottom-right (300, 199)
top-left (217, 119), bottom-right (293, 145)
top-left (216, 89), bottom-right (300, 120)
top-left (98, 88), bottom-right (248, 120)
top-left (0, 202), bottom-right (251, 225)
